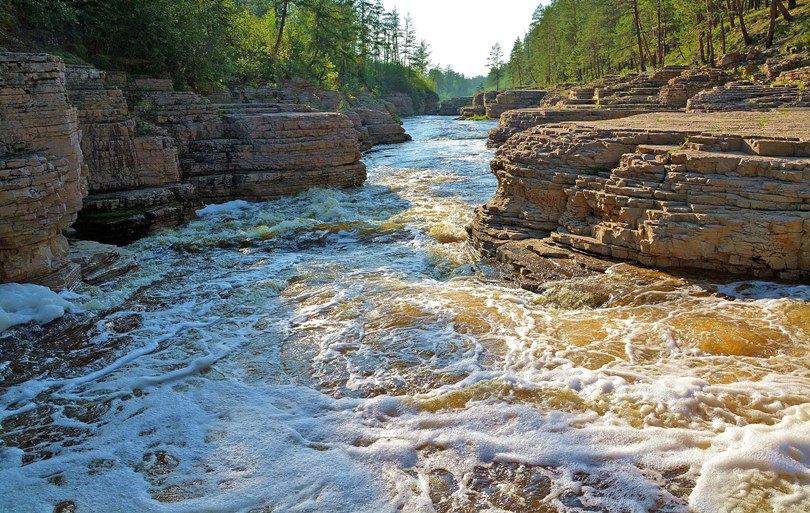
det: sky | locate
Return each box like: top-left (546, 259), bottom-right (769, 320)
top-left (382, 1), bottom-right (544, 77)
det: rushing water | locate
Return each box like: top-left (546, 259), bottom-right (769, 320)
top-left (1, 117), bottom-right (810, 513)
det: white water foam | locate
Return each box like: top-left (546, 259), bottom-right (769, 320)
top-left (0, 283), bottom-right (78, 333)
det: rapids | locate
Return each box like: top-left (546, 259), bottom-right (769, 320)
top-left (1, 117), bottom-right (809, 513)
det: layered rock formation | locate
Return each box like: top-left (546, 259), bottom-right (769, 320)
top-left (485, 90), bottom-right (547, 119)
top-left (383, 92), bottom-right (416, 116)
top-left (488, 109), bottom-right (643, 148)
top-left (437, 97), bottom-right (472, 116)
top-left (125, 78), bottom-right (369, 204)
top-left (214, 81), bottom-right (411, 144)
top-left (65, 66), bottom-right (201, 244)
top-left (659, 68), bottom-right (732, 108)
top-left (486, 68), bottom-right (705, 148)
top-left (470, 111), bottom-right (810, 283)
top-left (687, 81), bottom-right (810, 111)
top-left (460, 91), bottom-right (500, 119)
top-left (0, 54), bottom-right (86, 287)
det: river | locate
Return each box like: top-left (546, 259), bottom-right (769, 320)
top-left (1, 117), bottom-right (809, 513)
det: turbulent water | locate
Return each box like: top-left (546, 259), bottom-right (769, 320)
top-left (1, 117), bottom-right (810, 513)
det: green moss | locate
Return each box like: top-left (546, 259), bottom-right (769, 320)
top-left (465, 114), bottom-right (491, 121)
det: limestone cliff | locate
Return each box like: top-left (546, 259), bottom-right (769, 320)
top-left (65, 66), bottom-right (201, 244)
top-left (0, 54), bottom-right (86, 287)
top-left (470, 111), bottom-right (810, 283)
top-left (485, 90), bottom-right (547, 120)
top-left (437, 97), bottom-right (472, 116)
top-left (126, 78), bottom-right (369, 203)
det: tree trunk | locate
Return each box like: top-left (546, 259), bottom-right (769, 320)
top-left (719, 5), bottom-right (727, 54)
top-left (766, 0), bottom-right (777, 47)
top-left (657, 0), bottom-right (664, 66)
top-left (273, 0), bottom-right (289, 56)
top-left (774, 0), bottom-right (792, 20)
top-left (787, 0), bottom-right (796, 8)
top-left (725, 0), bottom-right (736, 26)
top-left (706, 0), bottom-right (715, 65)
top-left (632, 0), bottom-right (647, 71)
top-left (736, 0), bottom-right (753, 45)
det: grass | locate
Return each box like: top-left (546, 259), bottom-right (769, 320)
top-left (465, 114), bottom-right (491, 121)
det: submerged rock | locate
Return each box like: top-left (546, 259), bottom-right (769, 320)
top-left (67, 240), bottom-right (137, 285)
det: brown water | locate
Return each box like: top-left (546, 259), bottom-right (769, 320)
top-left (1, 117), bottom-right (809, 513)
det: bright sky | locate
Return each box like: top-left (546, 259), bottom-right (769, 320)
top-left (382, 0), bottom-right (544, 77)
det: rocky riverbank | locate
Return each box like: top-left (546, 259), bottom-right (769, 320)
top-left (0, 52), bottom-right (413, 287)
top-left (469, 110), bottom-right (810, 288)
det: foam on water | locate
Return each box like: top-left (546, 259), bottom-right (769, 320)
top-left (1, 117), bottom-right (808, 513)
top-left (0, 283), bottom-right (79, 332)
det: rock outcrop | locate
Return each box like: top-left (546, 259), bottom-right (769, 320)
top-left (64, 66), bottom-right (202, 244)
top-left (215, 81), bottom-right (412, 143)
top-left (488, 109), bottom-right (643, 148)
top-left (486, 68), bottom-right (709, 148)
top-left (659, 68), bottom-right (732, 108)
top-left (485, 90), bottom-right (547, 120)
top-left (437, 97), bottom-right (472, 116)
top-left (460, 91), bottom-right (500, 119)
top-left (384, 92), bottom-right (415, 116)
top-left (686, 81), bottom-right (810, 111)
top-left (470, 111), bottom-right (810, 283)
top-left (0, 54), bottom-right (86, 287)
top-left (125, 78), bottom-right (369, 204)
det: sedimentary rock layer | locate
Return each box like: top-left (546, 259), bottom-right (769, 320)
top-left (64, 67), bottom-right (200, 244)
top-left (127, 78), bottom-right (371, 202)
top-left (485, 90), bottom-right (547, 120)
top-left (460, 91), bottom-right (499, 119)
top-left (437, 97), bottom-right (472, 116)
top-left (0, 53), bottom-right (86, 287)
top-left (66, 65), bottom-right (181, 192)
top-left (184, 112), bottom-right (366, 202)
top-left (470, 111), bottom-right (810, 281)
top-left (488, 109), bottom-right (643, 148)
top-left (687, 81), bottom-right (810, 111)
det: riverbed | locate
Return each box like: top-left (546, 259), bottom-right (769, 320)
top-left (1, 117), bottom-right (809, 513)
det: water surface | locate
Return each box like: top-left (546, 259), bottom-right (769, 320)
top-left (1, 117), bottom-right (809, 513)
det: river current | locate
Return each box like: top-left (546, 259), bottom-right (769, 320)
top-left (1, 117), bottom-right (809, 513)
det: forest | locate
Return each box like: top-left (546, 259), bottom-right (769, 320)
top-left (0, 0), bottom-right (484, 102)
top-left (504, 0), bottom-right (809, 87)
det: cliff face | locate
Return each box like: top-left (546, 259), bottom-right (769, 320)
top-left (485, 90), bottom-right (547, 120)
top-left (0, 54), bottom-right (86, 287)
top-left (133, 80), bottom-right (369, 202)
top-left (437, 97), bottom-right (472, 116)
top-left (470, 111), bottom-right (810, 282)
top-left (65, 67), bottom-right (201, 244)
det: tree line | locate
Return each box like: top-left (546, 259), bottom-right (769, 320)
top-left (0, 0), bottom-right (442, 102)
top-left (495, 0), bottom-right (806, 88)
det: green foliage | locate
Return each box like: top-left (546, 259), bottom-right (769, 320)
top-left (0, 0), bottom-right (441, 101)
top-left (511, 0), bottom-right (808, 88)
top-left (464, 114), bottom-right (491, 121)
top-left (428, 67), bottom-right (487, 100)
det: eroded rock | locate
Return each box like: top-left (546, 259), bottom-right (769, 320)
top-left (0, 53), bottom-right (86, 287)
top-left (471, 111), bottom-right (810, 282)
